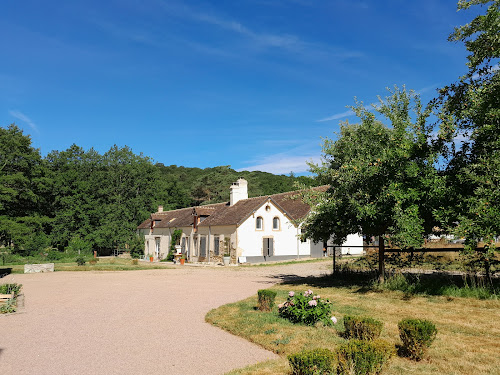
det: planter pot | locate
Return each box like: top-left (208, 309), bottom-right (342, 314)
top-left (223, 256), bottom-right (231, 266)
top-left (180, 258), bottom-right (185, 265)
top-left (149, 256), bottom-right (154, 262)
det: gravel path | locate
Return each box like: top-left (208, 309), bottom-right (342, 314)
top-left (1, 260), bottom-right (331, 375)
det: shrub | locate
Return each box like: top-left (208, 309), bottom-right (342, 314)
top-left (67, 236), bottom-right (92, 255)
top-left (46, 249), bottom-right (63, 261)
top-left (279, 290), bottom-right (333, 326)
top-left (129, 234), bottom-right (145, 259)
top-left (344, 316), bottom-right (383, 341)
top-left (0, 298), bottom-right (17, 314)
top-left (257, 289), bottom-right (277, 311)
top-left (398, 318), bottom-right (437, 360)
top-left (75, 256), bottom-right (86, 266)
top-left (337, 339), bottom-right (394, 375)
top-left (288, 348), bottom-right (337, 375)
top-left (0, 283), bottom-right (22, 297)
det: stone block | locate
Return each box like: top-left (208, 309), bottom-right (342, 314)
top-left (24, 263), bottom-right (55, 273)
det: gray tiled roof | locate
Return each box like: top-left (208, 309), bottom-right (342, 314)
top-left (137, 186), bottom-right (327, 230)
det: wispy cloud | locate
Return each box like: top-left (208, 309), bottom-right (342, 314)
top-left (9, 110), bottom-right (39, 133)
top-left (316, 109), bottom-right (354, 122)
top-left (316, 104), bottom-right (376, 123)
top-left (153, 0), bottom-right (362, 61)
top-left (238, 153), bottom-right (320, 175)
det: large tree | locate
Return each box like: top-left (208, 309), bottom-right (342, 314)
top-left (302, 87), bottom-right (443, 250)
top-left (0, 124), bottom-right (51, 251)
top-left (435, 0), bottom-right (500, 279)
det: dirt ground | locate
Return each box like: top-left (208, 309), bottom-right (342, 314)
top-left (0, 260), bottom-right (331, 375)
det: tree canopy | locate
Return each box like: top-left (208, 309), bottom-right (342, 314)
top-left (436, 0), bottom-right (500, 252)
top-left (303, 87), bottom-right (443, 248)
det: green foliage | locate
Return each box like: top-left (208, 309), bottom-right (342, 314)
top-left (278, 290), bottom-right (333, 326)
top-left (46, 249), bottom-right (63, 261)
top-left (398, 318), bottom-right (437, 360)
top-left (75, 256), bottom-right (86, 266)
top-left (435, 1), bottom-right (500, 267)
top-left (336, 339), bottom-right (394, 375)
top-left (66, 236), bottom-right (92, 255)
top-left (129, 234), bottom-right (144, 259)
top-left (288, 348), bottom-right (337, 375)
top-left (157, 164), bottom-right (317, 206)
top-left (0, 283), bottom-right (22, 297)
top-left (303, 87), bottom-right (442, 249)
top-left (257, 289), bottom-right (277, 311)
top-left (343, 315), bottom-right (383, 341)
top-left (0, 298), bottom-right (17, 314)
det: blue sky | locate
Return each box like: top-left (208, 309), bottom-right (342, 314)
top-left (1, 0), bottom-right (479, 174)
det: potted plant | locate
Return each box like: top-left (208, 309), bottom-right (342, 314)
top-left (180, 254), bottom-right (186, 265)
top-left (149, 254), bottom-right (154, 262)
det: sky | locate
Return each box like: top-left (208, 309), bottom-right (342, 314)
top-left (1, 0), bottom-right (482, 175)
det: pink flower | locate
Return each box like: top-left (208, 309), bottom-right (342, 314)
top-left (331, 316), bottom-right (337, 324)
top-left (313, 295), bottom-right (318, 300)
top-left (289, 291), bottom-right (295, 297)
top-left (304, 289), bottom-right (313, 297)
top-left (278, 303), bottom-right (284, 309)
top-left (308, 300), bottom-right (317, 307)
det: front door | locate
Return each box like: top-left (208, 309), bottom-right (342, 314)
top-left (155, 238), bottom-right (160, 259)
top-left (263, 238), bottom-right (274, 258)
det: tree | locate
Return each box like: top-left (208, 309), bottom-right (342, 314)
top-left (0, 124), bottom-right (51, 252)
top-left (435, 0), bottom-right (500, 281)
top-left (302, 87), bottom-right (443, 251)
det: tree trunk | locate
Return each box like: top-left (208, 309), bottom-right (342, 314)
top-left (378, 236), bottom-right (385, 283)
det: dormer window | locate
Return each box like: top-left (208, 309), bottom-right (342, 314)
top-left (256, 216), bottom-right (263, 230)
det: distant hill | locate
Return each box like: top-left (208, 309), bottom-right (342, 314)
top-left (156, 164), bottom-right (317, 207)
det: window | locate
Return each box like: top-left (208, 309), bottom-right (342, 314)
top-left (256, 216), bottom-right (263, 230)
top-left (273, 217), bottom-right (280, 230)
top-left (200, 236), bottom-right (207, 257)
top-left (214, 235), bottom-right (220, 256)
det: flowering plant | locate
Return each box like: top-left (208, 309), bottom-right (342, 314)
top-left (278, 289), bottom-right (333, 326)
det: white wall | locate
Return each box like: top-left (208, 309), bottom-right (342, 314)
top-left (236, 200), bottom-right (305, 258)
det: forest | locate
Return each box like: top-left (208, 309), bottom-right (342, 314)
top-left (0, 125), bottom-right (315, 256)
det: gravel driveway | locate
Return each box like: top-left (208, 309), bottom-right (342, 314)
top-left (1, 261), bottom-right (331, 375)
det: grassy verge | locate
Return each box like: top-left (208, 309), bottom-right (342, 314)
top-left (1, 258), bottom-right (173, 273)
top-left (239, 258), bottom-right (333, 268)
top-left (206, 280), bottom-right (500, 375)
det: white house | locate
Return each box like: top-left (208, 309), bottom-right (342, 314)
top-left (137, 178), bottom-right (363, 264)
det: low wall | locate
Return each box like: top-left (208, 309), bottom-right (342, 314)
top-left (24, 263), bottom-right (55, 273)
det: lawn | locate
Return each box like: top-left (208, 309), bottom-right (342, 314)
top-left (206, 275), bottom-right (500, 375)
top-left (1, 257), bottom-right (172, 273)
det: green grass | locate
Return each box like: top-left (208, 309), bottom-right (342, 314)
top-left (207, 281), bottom-right (500, 375)
top-left (239, 257), bottom-right (332, 268)
top-left (1, 257), bottom-right (173, 273)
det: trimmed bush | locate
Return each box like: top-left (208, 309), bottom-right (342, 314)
top-left (398, 318), bottom-right (437, 360)
top-left (279, 290), bottom-right (333, 326)
top-left (75, 256), bottom-right (86, 266)
top-left (257, 289), bottom-right (277, 311)
top-left (344, 315), bottom-right (383, 341)
top-left (288, 348), bottom-right (337, 375)
top-left (337, 339), bottom-right (394, 375)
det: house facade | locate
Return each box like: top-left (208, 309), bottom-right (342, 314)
top-left (137, 178), bottom-right (363, 264)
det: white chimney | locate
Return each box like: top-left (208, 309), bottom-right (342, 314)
top-left (230, 178), bottom-right (248, 206)
top-left (158, 205), bottom-right (163, 213)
